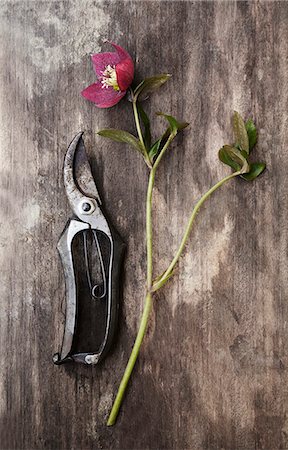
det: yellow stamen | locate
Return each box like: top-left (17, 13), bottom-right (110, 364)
top-left (101, 65), bottom-right (120, 91)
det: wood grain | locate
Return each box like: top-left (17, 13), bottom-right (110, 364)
top-left (0, 1), bottom-right (288, 449)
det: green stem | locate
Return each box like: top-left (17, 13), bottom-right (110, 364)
top-left (132, 99), bottom-right (145, 148)
top-left (107, 292), bottom-right (152, 426)
top-left (131, 95), bottom-right (152, 168)
top-left (146, 133), bottom-right (175, 287)
top-left (154, 132), bottom-right (176, 170)
top-left (152, 170), bottom-right (241, 292)
top-left (107, 132), bottom-right (176, 426)
top-left (146, 170), bottom-right (154, 288)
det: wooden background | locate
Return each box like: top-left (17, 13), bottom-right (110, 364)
top-left (1, 1), bottom-right (287, 449)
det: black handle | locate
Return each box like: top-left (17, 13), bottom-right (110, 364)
top-left (98, 227), bottom-right (126, 362)
top-left (53, 218), bottom-right (125, 365)
top-left (53, 219), bottom-right (90, 365)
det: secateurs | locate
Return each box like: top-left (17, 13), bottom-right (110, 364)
top-left (53, 132), bottom-right (125, 365)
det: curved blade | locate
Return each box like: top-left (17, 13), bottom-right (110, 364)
top-left (64, 132), bottom-right (102, 210)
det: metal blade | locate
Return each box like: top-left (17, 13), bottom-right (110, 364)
top-left (64, 132), bottom-right (102, 208)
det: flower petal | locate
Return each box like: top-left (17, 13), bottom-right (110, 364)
top-left (116, 57), bottom-right (134, 91)
top-left (109, 43), bottom-right (134, 91)
top-left (109, 42), bottom-right (132, 61)
top-left (91, 42), bottom-right (134, 91)
top-left (81, 82), bottom-right (126, 108)
top-left (91, 52), bottom-right (121, 78)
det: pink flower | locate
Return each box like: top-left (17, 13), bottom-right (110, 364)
top-left (81, 42), bottom-right (134, 108)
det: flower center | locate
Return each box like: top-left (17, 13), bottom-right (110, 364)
top-left (100, 65), bottom-right (120, 91)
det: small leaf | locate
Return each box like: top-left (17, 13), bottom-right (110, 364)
top-left (148, 115), bottom-right (189, 163)
top-left (149, 138), bottom-right (162, 163)
top-left (157, 112), bottom-right (189, 136)
top-left (219, 145), bottom-right (250, 174)
top-left (97, 129), bottom-right (145, 155)
top-left (134, 74), bottom-right (171, 101)
top-left (241, 162), bottom-right (266, 181)
top-left (233, 111), bottom-right (249, 153)
top-left (245, 118), bottom-right (257, 151)
top-left (137, 103), bottom-right (151, 149)
top-left (240, 149), bottom-right (249, 160)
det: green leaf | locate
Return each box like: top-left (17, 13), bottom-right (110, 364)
top-left (241, 162), bottom-right (266, 181)
top-left (134, 74), bottom-right (171, 101)
top-left (219, 145), bottom-right (250, 174)
top-left (233, 111), bottom-right (249, 153)
top-left (97, 129), bottom-right (145, 155)
top-left (156, 112), bottom-right (189, 136)
top-left (245, 118), bottom-right (257, 151)
top-left (149, 138), bottom-right (162, 163)
top-left (137, 103), bottom-right (151, 149)
top-left (147, 114), bottom-right (189, 163)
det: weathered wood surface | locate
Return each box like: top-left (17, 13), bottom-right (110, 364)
top-left (0, 1), bottom-right (288, 449)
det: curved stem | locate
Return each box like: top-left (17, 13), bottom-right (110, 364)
top-left (107, 166), bottom-right (156, 426)
top-left (107, 132), bottom-right (176, 426)
top-left (107, 139), bottom-right (155, 427)
top-left (152, 170), bottom-right (240, 291)
top-left (107, 293), bottom-right (152, 426)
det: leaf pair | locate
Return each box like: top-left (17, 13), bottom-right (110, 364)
top-left (97, 74), bottom-right (189, 168)
top-left (97, 74), bottom-right (173, 167)
top-left (219, 111), bottom-right (266, 181)
top-left (219, 145), bottom-right (249, 174)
